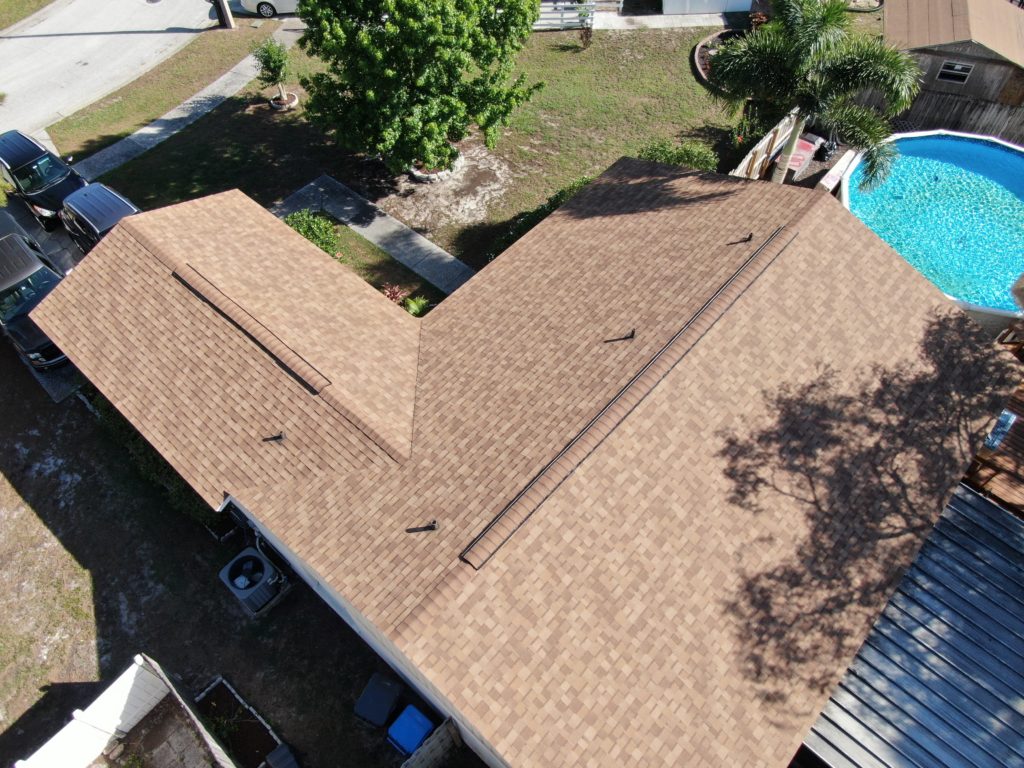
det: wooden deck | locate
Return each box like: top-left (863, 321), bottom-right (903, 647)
top-left (966, 384), bottom-right (1024, 514)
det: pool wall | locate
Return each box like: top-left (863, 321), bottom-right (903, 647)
top-left (841, 130), bottom-right (1024, 334)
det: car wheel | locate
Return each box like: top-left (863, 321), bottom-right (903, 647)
top-left (256, 2), bottom-right (276, 16)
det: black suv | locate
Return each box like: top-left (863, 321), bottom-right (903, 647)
top-left (0, 130), bottom-right (87, 230)
top-left (60, 183), bottom-right (139, 254)
top-left (0, 210), bottom-right (67, 368)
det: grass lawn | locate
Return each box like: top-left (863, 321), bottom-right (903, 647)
top-left (101, 29), bottom-right (735, 267)
top-left (333, 224), bottom-right (447, 308)
top-left (48, 21), bottom-right (280, 160)
top-left (0, 0), bottom-right (50, 31)
top-left (847, 9), bottom-right (883, 38)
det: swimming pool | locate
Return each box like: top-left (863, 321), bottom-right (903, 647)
top-left (843, 131), bottom-right (1024, 315)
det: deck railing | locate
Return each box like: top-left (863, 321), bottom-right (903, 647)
top-left (728, 108), bottom-right (800, 180)
top-left (534, 0), bottom-right (598, 30)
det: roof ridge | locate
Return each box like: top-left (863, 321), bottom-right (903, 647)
top-left (458, 223), bottom-right (801, 570)
top-left (175, 263), bottom-right (332, 393)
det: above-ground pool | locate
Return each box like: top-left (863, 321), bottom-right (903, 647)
top-left (843, 131), bottom-right (1024, 315)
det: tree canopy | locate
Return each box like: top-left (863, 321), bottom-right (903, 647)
top-left (708, 0), bottom-right (921, 184)
top-left (298, 0), bottom-right (540, 173)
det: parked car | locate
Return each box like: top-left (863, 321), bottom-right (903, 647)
top-left (239, 0), bottom-right (297, 17)
top-left (0, 211), bottom-right (67, 367)
top-left (0, 130), bottom-right (86, 230)
top-left (60, 184), bottom-right (139, 255)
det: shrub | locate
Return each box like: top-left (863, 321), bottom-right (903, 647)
top-left (484, 176), bottom-right (593, 262)
top-left (636, 139), bottom-right (718, 172)
top-left (404, 296), bottom-right (430, 317)
top-left (731, 108), bottom-right (776, 150)
top-left (285, 209), bottom-right (339, 255)
top-left (89, 391), bottom-right (216, 526)
top-left (382, 283), bottom-right (411, 304)
top-left (252, 39), bottom-right (290, 100)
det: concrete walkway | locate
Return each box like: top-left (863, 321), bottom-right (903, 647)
top-left (593, 11), bottom-right (728, 28)
top-left (74, 18), bottom-right (305, 181)
top-left (272, 175), bottom-right (475, 295)
top-left (0, 0), bottom-right (216, 135)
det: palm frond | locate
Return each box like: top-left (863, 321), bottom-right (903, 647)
top-left (791, 0), bottom-right (849, 61)
top-left (818, 101), bottom-right (897, 186)
top-left (708, 26), bottom-right (797, 111)
top-left (816, 36), bottom-right (921, 115)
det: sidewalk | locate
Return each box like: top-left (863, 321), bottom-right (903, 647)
top-left (74, 18), bottom-right (305, 181)
top-left (272, 175), bottom-right (475, 295)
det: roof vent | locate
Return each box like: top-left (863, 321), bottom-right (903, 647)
top-left (603, 329), bottom-right (636, 344)
top-left (405, 520), bottom-right (439, 534)
top-left (262, 432), bottom-right (285, 443)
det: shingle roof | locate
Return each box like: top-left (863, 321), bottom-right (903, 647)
top-left (33, 160), bottom-right (1020, 767)
top-left (32, 190), bottom-right (419, 505)
top-left (884, 0), bottom-right (1024, 68)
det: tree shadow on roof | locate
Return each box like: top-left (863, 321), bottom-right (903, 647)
top-left (717, 311), bottom-right (1020, 702)
top-left (558, 161), bottom-right (741, 220)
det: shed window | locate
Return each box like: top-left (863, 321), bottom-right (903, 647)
top-left (937, 61), bottom-right (973, 84)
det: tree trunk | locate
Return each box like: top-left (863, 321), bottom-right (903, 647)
top-left (277, 83), bottom-right (286, 102)
top-left (770, 114), bottom-right (807, 185)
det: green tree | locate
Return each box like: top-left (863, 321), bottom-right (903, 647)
top-left (708, 0), bottom-right (920, 185)
top-left (252, 39), bottom-right (291, 103)
top-left (297, 0), bottom-right (541, 173)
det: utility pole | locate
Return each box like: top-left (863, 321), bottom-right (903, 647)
top-left (209, 0), bottom-right (237, 30)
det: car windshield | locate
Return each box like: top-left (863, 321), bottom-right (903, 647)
top-left (12, 154), bottom-right (70, 194)
top-left (0, 267), bottom-right (60, 322)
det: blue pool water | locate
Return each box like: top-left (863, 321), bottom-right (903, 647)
top-left (847, 134), bottom-right (1024, 313)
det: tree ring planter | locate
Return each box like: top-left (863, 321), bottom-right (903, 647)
top-left (407, 152), bottom-right (465, 184)
top-left (694, 29), bottom-right (743, 88)
top-left (269, 92), bottom-right (299, 112)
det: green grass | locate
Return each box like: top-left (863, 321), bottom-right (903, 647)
top-left (49, 22), bottom-right (280, 160)
top-left (101, 29), bottom-right (735, 268)
top-left (0, 0), bottom-right (51, 31)
top-left (334, 224), bottom-right (446, 308)
top-left (847, 9), bottom-right (883, 38)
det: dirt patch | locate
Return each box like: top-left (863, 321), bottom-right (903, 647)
top-left (380, 140), bottom-right (520, 233)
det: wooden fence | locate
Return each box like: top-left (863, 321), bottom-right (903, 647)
top-left (729, 109), bottom-right (800, 179)
top-left (534, 0), bottom-right (597, 30)
top-left (860, 90), bottom-right (1024, 146)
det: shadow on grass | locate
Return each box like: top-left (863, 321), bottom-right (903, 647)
top-left (718, 311), bottom-right (1019, 702)
top-left (677, 123), bottom-right (745, 173)
top-left (97, 95), bottom-right (402, 214)
top-left (0, 344), bottom-right (473, 767)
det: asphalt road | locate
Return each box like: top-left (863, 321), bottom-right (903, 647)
top-left (0, 0), bottom-right (216, 136)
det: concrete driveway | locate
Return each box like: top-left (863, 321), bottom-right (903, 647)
top-left (0, 0), bottom-right (216, 137)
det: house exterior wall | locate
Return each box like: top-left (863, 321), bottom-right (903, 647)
top-left (224, 496), bottom-right (509, 768)
top-left (912, 44), bottom-right (1023, 105)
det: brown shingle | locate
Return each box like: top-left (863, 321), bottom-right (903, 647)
top-left (885, 0), bottom-right (1024, 67)
top-left (34, 160), bottom-right (1019, 767)
top-left (32, 191), bottom-right (415, 506)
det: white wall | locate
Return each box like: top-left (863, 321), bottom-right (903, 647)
top-left (224, 496), bottom-right (510, 768)
top-left (664, 0), bottom-right (750, 14)
top-left (16, 656), bottom-right (169, 768)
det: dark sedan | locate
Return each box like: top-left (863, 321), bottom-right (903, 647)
top-left (0, 210), bottom-right (67, 368)
top-left (0, 130), bottom-right (87, 230)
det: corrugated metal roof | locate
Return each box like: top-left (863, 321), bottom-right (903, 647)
top-left (804, 485), bottom-right (1024, 768)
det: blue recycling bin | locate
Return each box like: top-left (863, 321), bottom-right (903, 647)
top-left (387, 705), bottom-right (433, 755)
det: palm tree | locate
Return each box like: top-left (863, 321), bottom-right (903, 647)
top-left (709, 0), bottom-right (921, 185)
